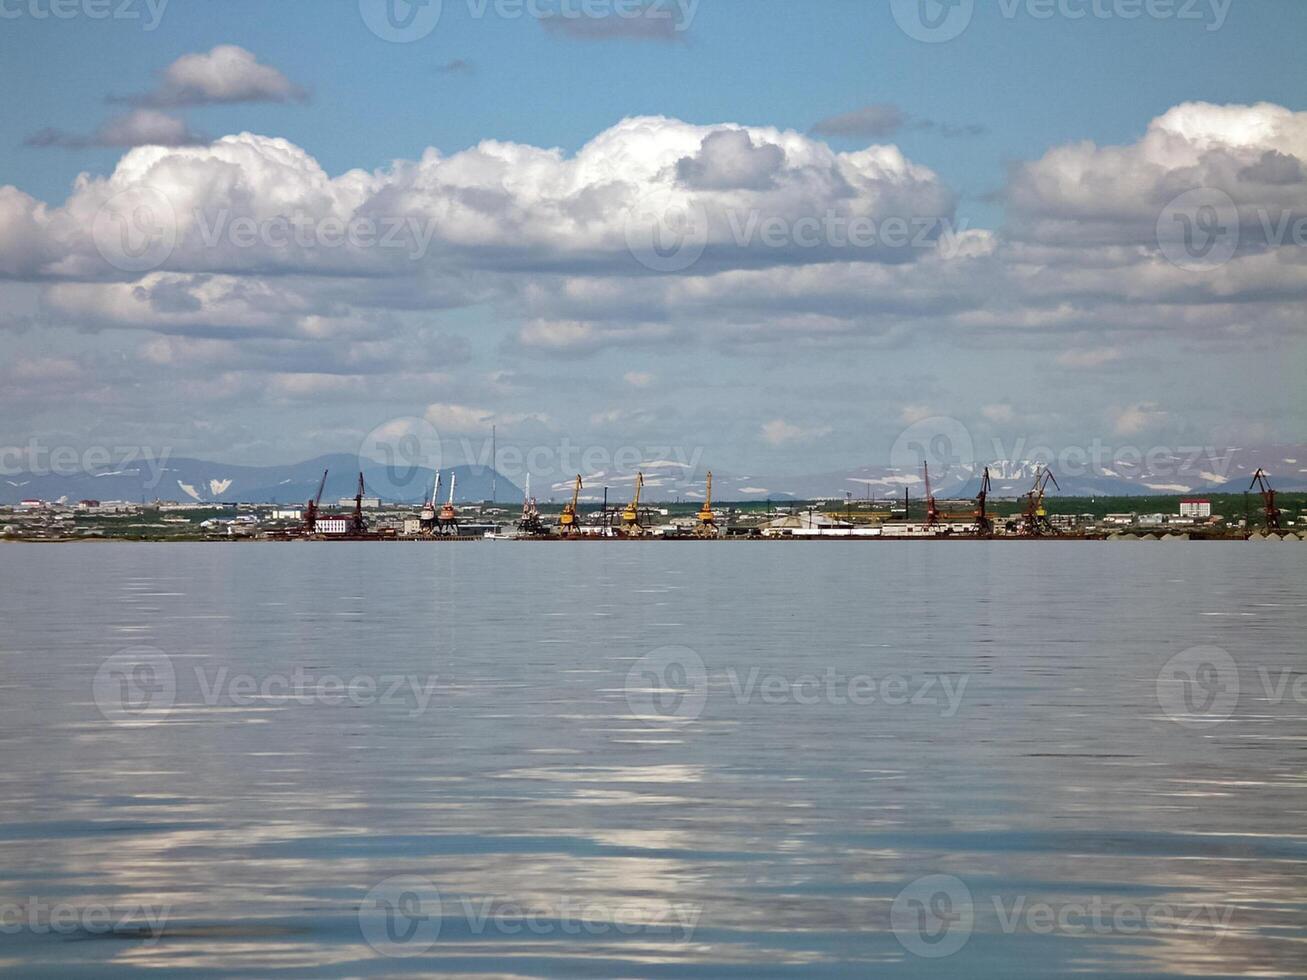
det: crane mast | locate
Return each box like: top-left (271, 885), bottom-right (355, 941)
top-left (695, 471), bottom-right (719, 538)
top-left (973, 466), bottom-right (993, 537)
top-left (1020, 467), bottom-right (1060, 536)
top-left (619, 473), bottom-right (645, 537)
top-left (559, 475), bottom-right (583, 536)
top-left (1249, 468), bottom-right (1282, 532)
top-left (923, 462), bottom-right (940, 527)
top-left (304, 468), bottom-right (328, 535)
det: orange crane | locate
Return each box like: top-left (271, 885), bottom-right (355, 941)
top-left (558, 475), bottom-right (583, 537)
top-left (619, 473), bottom-right (645, 538)
top-left (303, 468), bottom-right (328, 535)
top-left (694, 471), bottom-right (719, 538)
top-left (1249, 468), bottom-right (1282, 532)
top-left (1019, 467), bottom-right (1060, 536)
top-left (973, 466), bottom-right (993, 537)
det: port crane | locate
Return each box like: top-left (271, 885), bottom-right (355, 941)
top-left (1249, 468), bottom-right (1282, 532)
top-left (420, 473), bottom-right (439, 532)
top-left (348, 472), bottom-right (368, 536)
top-left (518, 474), bottom-right (544, 536)
top-left (973, 466), bottom-right (993, 537)
top-left (694, 471), bottom-right (719, 538)
top-left (558, 475), bottom-right (583, 537)
top-left (1019, 467), bottom-right (1060, 536)
top-left (922, 462), bottom-right (941, 527)
top-left (619, 472), bottom-right (645, 538)
top-left (437, 472), bottom-right (459, 534)
top-left (303, 468), bottom-right (328, 535)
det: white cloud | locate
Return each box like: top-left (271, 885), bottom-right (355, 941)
top-left (624, 371), bottom-right (654, 387)
top-left (27, 109), bottom-right (205, 149)
top-left (424, 402), bottom-right (549, 435)
top-left (136, 45), bottom-right (307, 106)
top-left (1112, 403), bottom-right (1169, 437)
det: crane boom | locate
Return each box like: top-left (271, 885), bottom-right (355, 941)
top-left (695, 471), bottom-right (719, 537)
top-left (304, 468), bottom-right (329, 534)
top-left (620, 473), bottom-right (645, 536)
top-left (559, 475), bottom-right (583, 535)
top-left (1249, 468), bottom-right (1282, 531)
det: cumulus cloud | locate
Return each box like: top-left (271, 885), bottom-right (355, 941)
top-left (1005, 101), bottom-right (1307, 249)
top-left (4, 101), bottom-right (1306, 369)
top-left (122, 45), bottom-right (307, 106)
top-left (26, 109), bottom-right (206, 150)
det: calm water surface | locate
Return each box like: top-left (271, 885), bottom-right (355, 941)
top-left (0, 542), bottom-right (1304, 977)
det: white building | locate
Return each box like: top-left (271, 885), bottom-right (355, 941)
top-left (1179, 499), bottom-right (1212, 519)
top-left (271, 507), bottom-right (303, 520)
top-left (316, 517), bottom-right (350, 535)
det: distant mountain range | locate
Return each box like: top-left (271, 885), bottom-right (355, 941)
top-left (3, 446), bottom-right (1304, 506)
top-left (0, 454), bottom-right (523, 507)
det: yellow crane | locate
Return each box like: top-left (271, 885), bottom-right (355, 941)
top-left (558, 475), bottom-right (583, 536)
top-left (619, 472), bottom-right (645, 537)
top-left (694, 471), bottom-right (719, 538)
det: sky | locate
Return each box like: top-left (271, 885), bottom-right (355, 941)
top-left (1, 0), bottom-right (1304, 488)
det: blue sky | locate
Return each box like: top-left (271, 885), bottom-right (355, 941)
top-left (1, 0), bottom-right (1304, 488)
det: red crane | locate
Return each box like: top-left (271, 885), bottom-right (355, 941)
top-left (1020, 467), bottom-right (1060, 536)
top-left (348, 472), bottom-right (368, 536)
top-left (303, 468), bottom-right (328, 535)
top-left (923, 461), bottom-right (941, 527)
top-left (1249, 468), bottom-right (1282, 532)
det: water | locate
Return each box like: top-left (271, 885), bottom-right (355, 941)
top-left (0, 542), bottom-right (1304, 977)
